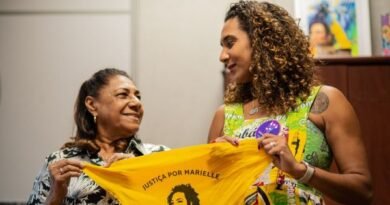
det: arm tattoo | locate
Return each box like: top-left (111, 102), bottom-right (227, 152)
top-left (310, 92), bottom-right (329, 114)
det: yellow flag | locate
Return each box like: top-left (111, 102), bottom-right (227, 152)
top-left (83, 139), bottom-right (272, 205)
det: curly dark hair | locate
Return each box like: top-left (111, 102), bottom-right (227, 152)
top-left (167, 184), bottom-right (200, 205)
top-left (62, 68), bottom-right (137, 153)
top-left (224, 1), bottom-right (319, 115)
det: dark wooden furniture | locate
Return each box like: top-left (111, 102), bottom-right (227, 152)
top-left (316, 56), bottom-right (390, 205)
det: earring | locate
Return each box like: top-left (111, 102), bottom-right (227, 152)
top-left (93, 115), bottom-right (97, 123)
top-left (249, 65), bottom-right (255, 74)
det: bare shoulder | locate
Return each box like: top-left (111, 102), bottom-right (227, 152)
top-left (211, 104), bottom-right (225, 123)
top-left (311, 85), bottom-right (348, 114)
top-left (215, 104), bottom-right (225, 115)
top-left (208, 105), bottom-right (225, 142)
top-left (309, 85), bottom-right (353, 131)
top-left (319, 85), bottom-right (346, 100)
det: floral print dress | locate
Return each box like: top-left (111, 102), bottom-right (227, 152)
top-left (27, 138), bottom-right (168, 205)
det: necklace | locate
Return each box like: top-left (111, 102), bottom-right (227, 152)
top-left (249, 100), bottom-right (260, 115)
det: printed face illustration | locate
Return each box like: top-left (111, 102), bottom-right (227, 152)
top-left (167, 184), bottom-right (199, 205)
top-left (171, 192), bottom-right (187, 204)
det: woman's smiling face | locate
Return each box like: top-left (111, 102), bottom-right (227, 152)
top-left (219, 17), bottom-right (253, 84)
top-left (93, 75), bottom-right (144, 138)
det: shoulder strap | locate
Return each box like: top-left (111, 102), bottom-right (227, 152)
top-left (286, 86), bottom-right (321, 162)
top-left (223, 103), bottom-right (245, 137)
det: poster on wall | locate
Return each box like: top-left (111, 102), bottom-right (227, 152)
top-left (294, 0), bottom-right (372, 57)
top-left (382, 13), bottom-right (390, 56)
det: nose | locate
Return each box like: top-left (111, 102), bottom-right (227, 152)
top-left (219, 48), bottom-right (229, 64)
top-left (128, 96), bottom-right (142, 110)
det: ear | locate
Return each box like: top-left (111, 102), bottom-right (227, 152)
top-left (85, 96), bottom-right (98, 117)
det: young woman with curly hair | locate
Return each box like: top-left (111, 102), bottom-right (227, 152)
top-left (208, 1), bottom-right (372, 204)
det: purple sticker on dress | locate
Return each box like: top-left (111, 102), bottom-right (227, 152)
top-left (255, 120), bottom-right (281, 138)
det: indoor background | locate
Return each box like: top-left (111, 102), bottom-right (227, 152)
top-left (0, 0), bottom-right (388, 203)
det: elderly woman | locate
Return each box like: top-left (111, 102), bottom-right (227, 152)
top-left (208, 1), bottom-right (372, 204)
top-left (27, 68), bottom-right (167, 204)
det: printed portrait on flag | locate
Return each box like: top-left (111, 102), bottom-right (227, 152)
top-left (167, 184), bottom-right (200, 205)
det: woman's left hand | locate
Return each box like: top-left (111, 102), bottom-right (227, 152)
top-left (104, 153), bottom-right (135, 167)
top-left (260, 134), bottom-right (304, 177)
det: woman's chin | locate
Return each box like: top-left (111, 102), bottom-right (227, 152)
top-left (234, 79), bottom-right (251, 84)
top-left (230, 75), bottom-right (252, 84)
top-left (120, 126), bottom-right (140, 137)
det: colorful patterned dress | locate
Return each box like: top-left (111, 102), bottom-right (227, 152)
top-left (224, 86), bottom-right (333, 205)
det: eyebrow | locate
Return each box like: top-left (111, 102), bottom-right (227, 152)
top-left (115, 87), bottom-right (130, 92)
top-left (115, 87), bottom-right (141, 95)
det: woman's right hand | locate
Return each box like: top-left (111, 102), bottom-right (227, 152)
top-left (46, 159), bottom-right (84, 203)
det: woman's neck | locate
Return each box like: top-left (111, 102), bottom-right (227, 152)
top-left (94, 136), bottom-right (118, 162)
top-left (94, 127), bottom-right (123, 150)
top-left (95, 136), bottom-right (116, 153)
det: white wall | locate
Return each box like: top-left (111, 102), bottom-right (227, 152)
top-left (132, 0), bottom-right (226, 147)
top-left (132, 0), bottom-right (294, 148)
top-left (0, 0), bottom-right (131, 202)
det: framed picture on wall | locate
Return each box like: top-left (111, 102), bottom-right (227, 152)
top-left (294, 0), bottom-right (372, 57)
top-left (382, 13), bottom-right (390, 56)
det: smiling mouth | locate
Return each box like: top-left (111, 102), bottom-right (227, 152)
top-left (227, 62), bottom-right (236, 68)
top-left (123, 113), bottom-right (140, 120)
top-left (226, 63), bottom-right (237, 73)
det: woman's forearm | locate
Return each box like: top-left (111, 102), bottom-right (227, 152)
top-left (44, 189), bottom-right (66, 205)
top-left (307, 167), bottom-right (372, 204)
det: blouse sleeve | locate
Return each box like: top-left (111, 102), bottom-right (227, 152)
top-left (26, 151), bottom-right (61, 205)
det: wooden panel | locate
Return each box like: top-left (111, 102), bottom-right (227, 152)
top-left (316, 57), bottom-right (390, 205)
top-left (316, 65), bottom-right (348, 95)
top-left (316, 56), bottom-right (390, 65)
top-left (347, 66), bottom-right (390, 205)
top-left (316, 65), bottom-right (347, 205)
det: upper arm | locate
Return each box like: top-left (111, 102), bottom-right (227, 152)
top-left (27, 157), bottom-right (51, 204)
top-left (312, 86), bottom-right (370, 177)
top-left (207, 105), bottom-right (225, 143)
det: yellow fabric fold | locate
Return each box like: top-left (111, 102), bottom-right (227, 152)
top-left (83, 139), bottom-right (271, 205)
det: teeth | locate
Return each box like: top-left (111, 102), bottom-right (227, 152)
top-left (126, 115), bottom-right (139, 120)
